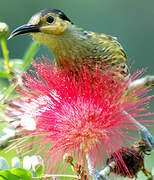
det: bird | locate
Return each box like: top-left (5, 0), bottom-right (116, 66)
top-left (9, 9), bottom-right (154, 148)
top-left (9, 8), bottom-right (129, 79)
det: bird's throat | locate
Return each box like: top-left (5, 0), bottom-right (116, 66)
top-left (32, 24), bottom-right (96, 66)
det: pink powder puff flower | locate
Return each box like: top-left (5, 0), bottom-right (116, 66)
top-left (8, 58), bottom-right (152, 175)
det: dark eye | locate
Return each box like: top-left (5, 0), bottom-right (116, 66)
top-left (46, 16), bottom-right (55, 24)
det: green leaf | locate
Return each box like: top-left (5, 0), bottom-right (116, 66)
top-left (35, 164), bottom-right (44, 178)
top-left (10, 168), bottom-right (32, 180)
top-left (0, 170), bottom-right (19, 180)
top-left (0, 71), bottom-right (11, 78)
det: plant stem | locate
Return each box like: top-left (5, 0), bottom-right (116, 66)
top-left (32, 174), bottom-right (79, 179)
top-left (128, 75), bottom-right (154, 90)
top-left (22, 41), bottom-right (39, 71)
top-left (0, 83), bottom-right (17, 102)
top-left (1, 37), bottom-right (10, 73)
top-left (0, 70), bottom-right (11, 78)
top-left (0, 41), bottom-right (39, 102)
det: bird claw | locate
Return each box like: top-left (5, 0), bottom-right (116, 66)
top-left (96, 174), bottom-right (108, 180)
top-left (139, 127), bottom-right (154, 150)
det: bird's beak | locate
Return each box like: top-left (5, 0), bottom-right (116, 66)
top-left (8, 24), bottom-right (41, 39)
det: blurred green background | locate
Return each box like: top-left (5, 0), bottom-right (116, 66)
top-left (0, 0), bottom-right (153, 179)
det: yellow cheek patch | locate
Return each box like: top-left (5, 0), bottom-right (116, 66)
top-left (54, 20), bottom-right (70, 35)
top-left (40, 17), bottom-right (70, 35)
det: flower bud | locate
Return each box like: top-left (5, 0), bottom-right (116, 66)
top-left (0, 22), bottom-right (9, 39)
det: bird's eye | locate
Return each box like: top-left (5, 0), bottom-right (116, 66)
top-left (46, 16), bottom-right (55, 24)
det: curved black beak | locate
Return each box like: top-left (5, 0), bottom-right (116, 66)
top-left (8, 24), bottom-right (40, 40)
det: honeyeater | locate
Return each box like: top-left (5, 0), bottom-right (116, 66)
top-left (9, 9), bottom-right (154, 148)
top-left (9, 9), bottom-right (129, 79)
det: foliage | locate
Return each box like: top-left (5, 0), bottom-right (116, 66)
top-left (0, 156), bottom-right (44, 180)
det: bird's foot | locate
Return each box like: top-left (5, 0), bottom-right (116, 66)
top-left (93, 171), bottom-right (107, 180)
top-left (122, 110), bottom-right (154, 151)
top-left (140, 126), bottom-right (154, 151)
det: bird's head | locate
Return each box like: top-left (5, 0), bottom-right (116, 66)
top-left (9, 9), bottom-right (73, 45)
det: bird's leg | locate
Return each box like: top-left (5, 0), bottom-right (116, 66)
top-left (86, 153), bottom-right (108, 180)
top-left (123, 110), bottom-right (154, 150)
top-left (128, 75), bottom-right (154, 90)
